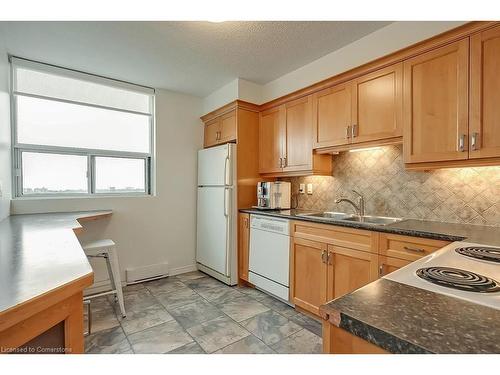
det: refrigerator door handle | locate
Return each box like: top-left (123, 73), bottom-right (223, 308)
top-left (224, 187), bottom-right (229, 217)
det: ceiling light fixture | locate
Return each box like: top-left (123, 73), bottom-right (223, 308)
top-left (348, 146), bottom-right (382, 153)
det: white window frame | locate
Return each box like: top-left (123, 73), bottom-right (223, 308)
top-left (10, 56), bottom-right (156, 198)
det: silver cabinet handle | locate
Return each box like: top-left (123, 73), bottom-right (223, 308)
top-left (404, 246), bottom-right (425, 253)
top-left (321, 250), bottom-right (327, 264)
top-left (379, 264), bottom-right (384, 277)
top-left (351, 124), bottom-right (358, 138)
top-left (279, 157), bottom-right (283, 168)
top-left (471, 132), bottom-right (479, 151)
top-left (283, 156), bottom-right (287, 168)
top-left (458, 134), bottom-right (466, 152)
top-left (345, 125), bottom-right (351, 139)
top-left (327, 251), bottom-right (333, 265)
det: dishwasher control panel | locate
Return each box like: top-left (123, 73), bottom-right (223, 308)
top-left (250, 215), bottom-right (290, 235)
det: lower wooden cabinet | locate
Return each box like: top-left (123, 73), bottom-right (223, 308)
top-left (290, 237), bottom-right (328, 315)
top-left (291, 223), bottom-right (378, 317)
top-left (323, 323), bottom-right (388, 354)
top-left (327, 245), bottom-right (379, 300)
top-left (378, 233), bottom-right (450, 262)
top-left (238, 213), bottom-right (250, 282)
top-left (378, 255), bottom-right (411, 277)
top-left (290, 220), bottom-right (450, 318)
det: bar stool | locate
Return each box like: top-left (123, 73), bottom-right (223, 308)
top-left (82, 239), bottom-right (126, 317)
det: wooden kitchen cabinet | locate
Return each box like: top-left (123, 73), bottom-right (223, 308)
top-left (323, 323), bottom-right (388, 354)
top-left (403, 38), bottom-right (470, 164)
top-left (283, 96), bottom-right (314, 172)
top-left (312, 82), bottom-right (353, 148)
top-left (259, 96), bottom-right (332, 177)
top-left (259, 106), bottom-right (285, 174)
top-left (352, 63), bottom-right (403, 145)
top-left (312, 63), bottom-right (402, 152)
top-left (378, 255), bottom-right (411, 277)
top-left (291, 221), bottom-right (377, 317)
top-left (378, 233), bottom-right (450, 262)
top-left (327, 245), bottom-right (379, 300)
top-left (203, 109), bottom-right (237, 148)
top-left (238, 213), bottom-right (250, 282)
top-left (470, 24), bottom-right (500, 160)
top-left (204, 118), bottom-right (221, 148)
top-left (290, 237), bottom-right (328, 316)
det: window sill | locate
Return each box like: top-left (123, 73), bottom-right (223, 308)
top-left (12, 193), bottom-right (154, 201)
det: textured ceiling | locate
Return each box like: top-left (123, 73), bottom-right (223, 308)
top-left (0, 21), bottom-right (391, 97)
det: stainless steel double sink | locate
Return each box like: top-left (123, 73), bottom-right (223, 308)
top-left (296, 211), bottom-right (402, 226)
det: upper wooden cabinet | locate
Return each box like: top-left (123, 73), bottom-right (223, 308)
top-left (312, 63), bottom-right (403, 151)
top-left (203, 110), bottom-right (237, 148)
top-left (259, 106), bottom-right (284, 174)
top-left (259, 96), bottom-right (332, 176)
top-left (470, 24), bottom-right (500, 160)
top-left (313, 82), bottom-right (353, 148)
top-left (403, 39), bottom-right (470, 164)
top-left (352, 63), bottom-right (403, 144)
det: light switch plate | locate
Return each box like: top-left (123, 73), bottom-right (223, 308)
top-left (307, 183), bottom-right (313, 195)
top-left (299, 183), bottom-right (305, 194)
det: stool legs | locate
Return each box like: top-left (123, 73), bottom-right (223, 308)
top-left (105, 248), bottom-right (126, 317)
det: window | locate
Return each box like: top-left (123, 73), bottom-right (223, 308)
top-left (11, 57), bottom-right (155, 197)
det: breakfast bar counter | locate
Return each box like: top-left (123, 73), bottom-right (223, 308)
top-left (0, 210), bottom-right (112, 354)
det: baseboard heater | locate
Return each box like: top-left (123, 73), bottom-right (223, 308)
top-left (126, 262), bottom-right (169, 284)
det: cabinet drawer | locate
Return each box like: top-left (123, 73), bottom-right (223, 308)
top-left (291, 220), bottom-right (377, 254)
top-left (378, 233), bottom-right (450, 261)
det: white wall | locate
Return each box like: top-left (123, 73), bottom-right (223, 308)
top-left (11, 89), bottom-right (204, 289)
top-left (261, 21), bottom-right (467, 102)
top-left (0, 47), bottom-right (11, 220)
top-left (200, 21), bottom-right (467, 114)
top-left (202, 79), bottom-right (239, 115)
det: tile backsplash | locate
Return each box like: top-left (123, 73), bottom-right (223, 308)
top-left (285, 145), bottom-right (500, 226)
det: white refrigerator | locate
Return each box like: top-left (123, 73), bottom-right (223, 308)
top-left (196, 143), bottom-right (237, 285)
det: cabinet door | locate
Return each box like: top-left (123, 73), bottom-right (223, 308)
top-left (327, 245), bottom-right (378, 300)
top-left (403, 39), bottom-right (469, 163)
top-left (238, 213), bottom-right (250, 282)
top-left (283, 96), bottom-right (313, 172)
top-left (312, 82), bottom-right (353, 148)
top-left (352, 63), bottom-right (403, 143)
top-left (378, 256), bottom-right (411, 277)
top-left (470, 25), bottom-right (500, 159)
top-left (204, 118), bottom-right (220, 148)
top-left (259, 106), bottom-right (285, 174)
top-left (219, 110), bottom-right (237, 143)
top-left (291, 237), bottom-right (328, 316)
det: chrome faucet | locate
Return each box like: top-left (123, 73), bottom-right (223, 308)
top-left (334, 190), bottom-right (365, 217)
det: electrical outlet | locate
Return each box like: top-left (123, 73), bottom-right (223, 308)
top-left (299, 183), bottom-right (305, 194)
top-left (307, 183), bottom-right (313, 195)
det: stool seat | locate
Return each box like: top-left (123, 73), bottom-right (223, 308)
top-left (82, 238), bottom-right (126, 318)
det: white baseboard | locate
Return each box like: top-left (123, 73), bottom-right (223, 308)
top-left (84, 263), bottom-right (198, 295)
top-left (169, 264), bottom-right (197, 276)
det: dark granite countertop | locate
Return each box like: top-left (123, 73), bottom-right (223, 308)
top-left (0, 210), bottom-right (112, 315)
top-left (320, 279), bottom-right (500, 354)
top-left (239, 208), bottom-right (500, 246)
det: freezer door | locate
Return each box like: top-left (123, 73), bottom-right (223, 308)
top-left (196, 186), bottom-right (230, 276)
top-left (197, 143), bottom-right (233, 186)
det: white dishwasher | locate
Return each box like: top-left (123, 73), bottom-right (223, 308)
top-left (249, 214), bottom-right (291, 302)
